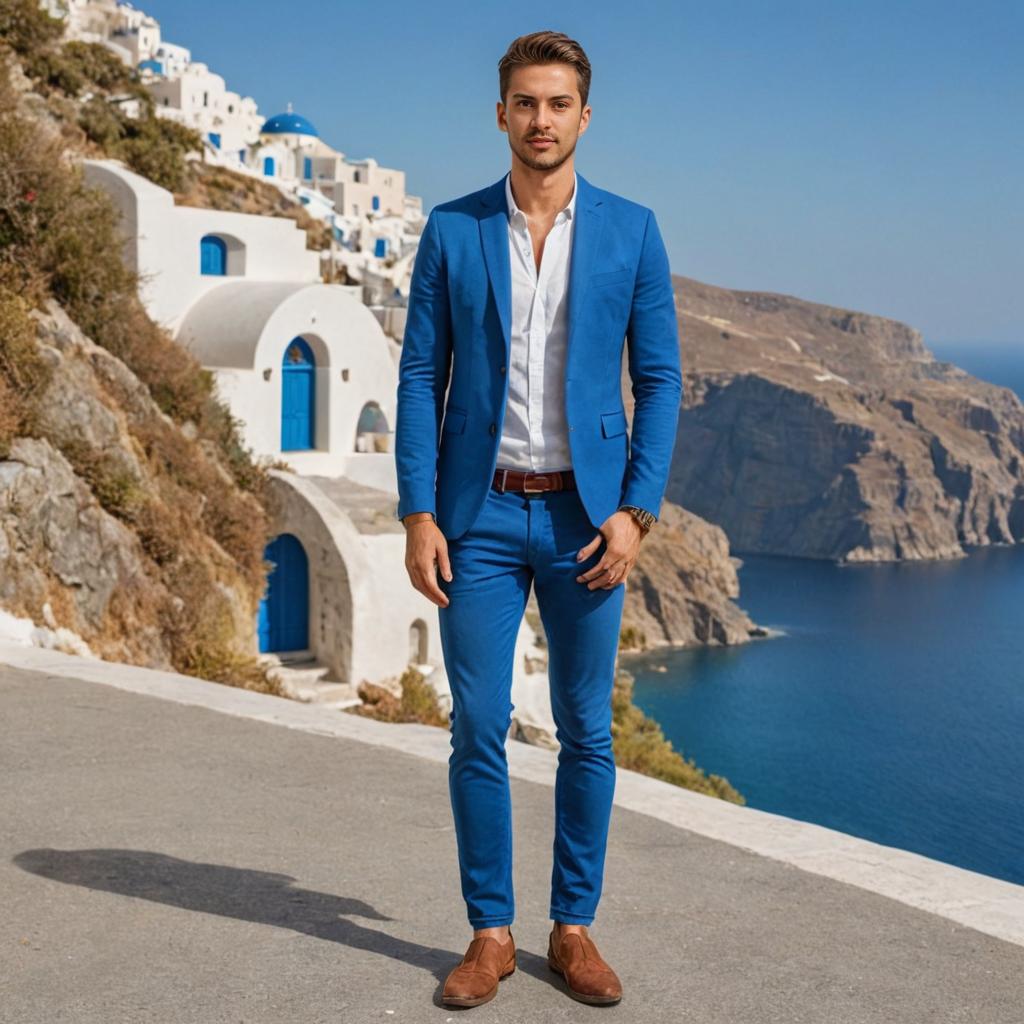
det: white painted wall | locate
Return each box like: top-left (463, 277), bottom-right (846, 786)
top-left (81, 159), bottom-right (320, 332)
top-left (267, 472), bottom-right (553, 734)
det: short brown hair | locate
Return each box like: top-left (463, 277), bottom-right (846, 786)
top-left (498, 30), bottom-right (592, 110)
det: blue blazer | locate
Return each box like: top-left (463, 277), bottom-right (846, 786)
top-left (395, 170), bottom-right (683, 541)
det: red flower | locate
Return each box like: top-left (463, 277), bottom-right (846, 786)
top-left (23, 189), bottom-right (37, 202)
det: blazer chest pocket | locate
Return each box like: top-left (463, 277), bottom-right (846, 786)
top-left (600, 410), bottom-right (628, 438)
top-left (591, 267), bottom-right (633, 288)
top-left (443, 409), bottom-right (467, 435)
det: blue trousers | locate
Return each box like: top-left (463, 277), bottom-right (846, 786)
top-left (437, 480), bottom-right (626, 928)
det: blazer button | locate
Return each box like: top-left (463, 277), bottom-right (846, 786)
top-left (500, 365), bottom-right (506, 374)
top-left (489, 422), bottom-right (497, 436)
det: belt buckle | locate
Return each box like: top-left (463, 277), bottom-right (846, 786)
top-left (523, 473), bottom-right (549, 493)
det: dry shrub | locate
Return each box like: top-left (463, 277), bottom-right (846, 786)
top-left (0, 289), bottom-right (52, 455)
top-left (348, 667), bottom-right (449, 727)
top-left (0, 0), bottom-right (63, 57)
top-left (176, 161), bottom-right (333, 253)
top-left (157, 552), bottom-right (283, 694)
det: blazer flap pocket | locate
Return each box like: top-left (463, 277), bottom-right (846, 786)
top-left (600, 410), bottom-right (628, 438)
top-left (443, 409), bottom-right (467, 434)
top-left (591, 267), bottom-right (632, 288)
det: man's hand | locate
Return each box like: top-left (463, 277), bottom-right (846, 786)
top-left (403, 516), bottom-right (452, 607)
top-left (575, 511), bottom-right (645, 590)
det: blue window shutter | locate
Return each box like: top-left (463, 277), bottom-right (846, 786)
top-left (200, 235), bottom-right (227, 276)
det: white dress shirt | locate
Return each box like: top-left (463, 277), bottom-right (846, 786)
top-left (496, 170), bottom-right (577, 472)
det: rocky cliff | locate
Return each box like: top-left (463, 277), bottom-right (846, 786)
top-left (657, 276), bottom-right (1024, 562)
top-left (0, 300), bottom-right (277, 685)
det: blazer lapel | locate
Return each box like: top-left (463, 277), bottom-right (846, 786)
top-left (565, 172), bottom-right (605, 366)
top-left (477, 170), bottom-right (606, 366)
top-left (479, 176), bottom-right (512, 354)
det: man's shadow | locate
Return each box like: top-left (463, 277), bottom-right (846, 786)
top-left (14, 848), bottom-right (561, 1006)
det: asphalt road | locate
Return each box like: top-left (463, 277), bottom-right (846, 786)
top-left (2, 664), bottom-right (1022, 1023)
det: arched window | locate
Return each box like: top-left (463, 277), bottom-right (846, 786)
top-left (200, 234), bottom-right (227, 276)
top-left (281, 337), bottom-right (316, 451)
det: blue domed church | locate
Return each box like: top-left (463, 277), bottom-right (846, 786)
top-left (254, 102), bottom-right (321, 182)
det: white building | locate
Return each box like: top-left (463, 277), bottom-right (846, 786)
top-left (44, 0), bottom-right (426, 329)
top-left (146, 61), bottom-right (264, 160)
top-left (80, 157), bottom-right (553, 738)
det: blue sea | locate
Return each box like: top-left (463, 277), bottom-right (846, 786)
top-left (622, 341), bottom-right (1024, 887)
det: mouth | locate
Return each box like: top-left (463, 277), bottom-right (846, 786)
top-left (528, 138), bottom-right (555, 148)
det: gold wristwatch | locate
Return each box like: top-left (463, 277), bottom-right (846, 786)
top-left (618, 504), bottom-right (656, 536)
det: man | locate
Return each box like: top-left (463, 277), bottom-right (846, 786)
top-left (395, 29), bottom-right (682, 1009)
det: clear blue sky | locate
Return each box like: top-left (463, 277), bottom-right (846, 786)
top-left (141, 0), bottom-right (1022, 346)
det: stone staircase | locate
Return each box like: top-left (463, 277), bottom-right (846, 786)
top-left (258, 649), bottom-right (362, 709)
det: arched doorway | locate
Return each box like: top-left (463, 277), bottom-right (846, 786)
top-left (257, 533), bottom-right (310, 653)
top-left (355, 401), bottom-right (389, 452)
top-left (281, 336), bottom-right (316, 451)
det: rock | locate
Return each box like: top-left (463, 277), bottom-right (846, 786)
top-left (624, 500), bottom-right (763, 648)
top-left (662, 275), bottom-right (1024, 561)
top-left (0, 301), bottom-right (262, 672)
top-left (0, 435), bottom-right (160, 660)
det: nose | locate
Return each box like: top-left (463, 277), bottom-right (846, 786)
top-left (531, 107), bottom-right (553, 130)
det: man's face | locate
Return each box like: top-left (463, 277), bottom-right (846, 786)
top-left (497, 63), bottom-right (590, 171)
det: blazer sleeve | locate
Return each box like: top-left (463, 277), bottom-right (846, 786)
top-left (620, 208), bottom-right (683, 519)
top-left (394, 209), bottom-right (453, 521)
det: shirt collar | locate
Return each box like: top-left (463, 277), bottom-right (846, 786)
top-left (505, 171), bottom-right (577, 225)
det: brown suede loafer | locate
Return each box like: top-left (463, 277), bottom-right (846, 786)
top-left (441, 929), bottom-right (516, 1008)
top-left (547, 928), bottom-right (623, 1005)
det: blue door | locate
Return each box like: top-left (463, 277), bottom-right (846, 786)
top-left (303, 156), bottom-right (312, 179)
top-left (281, 336), bottom-right (315, 450)
top-left (200, 235), bottom-right (226, 275)
top-left (257, 533), bottom-right (309, 653)
top-left (263, 155), bottom-right (275, 176)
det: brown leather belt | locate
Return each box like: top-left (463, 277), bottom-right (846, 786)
top-left (492, 467), bottom-right (576, 493)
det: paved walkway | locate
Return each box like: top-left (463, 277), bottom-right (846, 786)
top-left (2, 647), bottom-right (1023, 1023)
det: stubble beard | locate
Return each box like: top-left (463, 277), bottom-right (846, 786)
top-left (511, 132), bottom-right (579, 172)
